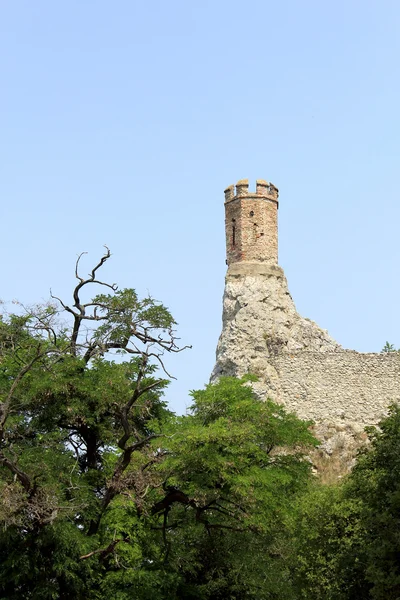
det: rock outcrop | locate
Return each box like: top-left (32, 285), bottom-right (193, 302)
top-left (212, 179), bottom-right (400, 475)
top-left (212, 262), bottom-right (339, 386)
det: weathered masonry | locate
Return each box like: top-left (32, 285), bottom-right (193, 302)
top-left (224, 179), bottom-right (279, 265)
top-left (212, 179), bottom-right (400, 436)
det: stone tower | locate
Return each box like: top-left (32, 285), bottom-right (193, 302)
top-left (213, 178), bottom-right (400, 470)
top-left (224, 179), bottom-right (279, 266)
top-left (214, 177), bottom-right (339, 386)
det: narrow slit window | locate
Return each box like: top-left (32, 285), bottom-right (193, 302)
top-left (232, 219), bottom-right (236, 247)
top-left (253, 222), bottom-right (258, 241)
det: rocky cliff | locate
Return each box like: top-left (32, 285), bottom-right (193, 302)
top-left (212, 261), bottom-right (400, 476)
top-left (213, 178), bottom-right (400, 476)
top-left (212, 261), bottom-right (339, 385)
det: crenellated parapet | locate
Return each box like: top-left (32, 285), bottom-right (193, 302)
top-left (224, 179), bottom-right (279, 204)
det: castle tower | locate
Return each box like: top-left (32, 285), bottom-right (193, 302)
top-left (215, 178), bottom-right (400, 470)
top-left (224, 178), bottom-right (279, 266)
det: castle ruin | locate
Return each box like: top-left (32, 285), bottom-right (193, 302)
top-left (212, 179), bottom-right (400, 454)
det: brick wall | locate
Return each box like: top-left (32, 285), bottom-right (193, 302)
top-left (224, 179), bottom-right (279, 266)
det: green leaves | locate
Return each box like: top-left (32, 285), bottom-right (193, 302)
top-left (164, 377), bottom-right (314, 512)
top-left (7, 247), bottom-right (392, 599)
top-left (0, 249), bottom-right (186, 598)
top-left (381, 341), bottom-right (399, 353)
top-left (291, 405), bottom-right (400, 600)
top-left (92, 289), bottom-right (176, 350)
top-left (344, 405), bottom-right (400, 599)
top-left (139, 377), bottom-right (317, 598)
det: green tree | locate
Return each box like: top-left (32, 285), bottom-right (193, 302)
top-left (345, 405), bottom-right (400, 599)
top-left (0, 250), bottom-right (318, 599)
top-left (0, 248), bottom-right (186, 598)
top-left (292, 483), bottom-right (369, 600)
top-left (382, 341), bottom-right (398, 352)
top-left (147, 376), bottom-right (317, 599)
top-left (292, 405), bottom-right (400, 600)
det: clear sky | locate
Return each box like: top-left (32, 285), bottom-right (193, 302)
top-left (1, 1), bottom-right (400, 413)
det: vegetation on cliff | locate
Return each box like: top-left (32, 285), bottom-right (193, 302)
top-left (294, 404), bottom-right (400, 600)
top-left (0, 250), bottom-right (399, 599)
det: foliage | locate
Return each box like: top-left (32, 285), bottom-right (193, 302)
top-left (345, 405), bottom-right (400, 599)
top-left (6, 248), bottom-right (400, 599)
top-left (292, 405), bottom-right (400, 600)
top-left (0, 248), bottom-right (185, 598)
top-left (4, 248), bottom-right (400, 599)
top-left (381, 341), bottom-right (399, 352)
top-left (291, 483), bottom-right (369, 600)
top-left (0, 250), bottom-right (318, 599)
top-left (149, 376), bottom-right (317, 599)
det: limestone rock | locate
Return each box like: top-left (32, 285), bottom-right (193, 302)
top-left (212, 262), bottom-right (340, 383)
top-left (213, 179), bottom-right (400, 476)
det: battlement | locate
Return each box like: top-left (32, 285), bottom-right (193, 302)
top-left (224, 177), bottom-right (279, 266)
top-left (224, 179), bottom-right (279, 203)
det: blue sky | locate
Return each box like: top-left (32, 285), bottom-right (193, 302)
top-left (1, 1), bottom-right (400, 413)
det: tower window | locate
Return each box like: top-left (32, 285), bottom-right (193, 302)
top-left (232, 218), bottom-right (236, 247)
top-left (249, 210), bottom-right (254, 217)
top-left (253, 222), bottom-right (258, 241)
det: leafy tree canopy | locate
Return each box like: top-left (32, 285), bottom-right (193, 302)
top-left (293, 405), bottom-right (400, 600)
top-left (0, 248), bottom-right (318, 599)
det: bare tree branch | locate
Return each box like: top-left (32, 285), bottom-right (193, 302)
top-left (79, 536), bottom-right (130, 561)
top-left (0, 453), bottom-right (32, 493)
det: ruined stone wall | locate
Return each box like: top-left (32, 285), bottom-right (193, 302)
top-left (266, 351), bottom-right (400, 425)
top-left (212, 262), bottom-right (400, 431)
